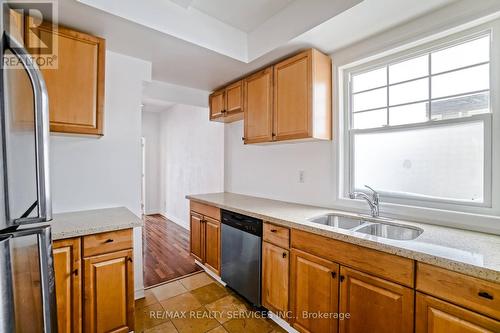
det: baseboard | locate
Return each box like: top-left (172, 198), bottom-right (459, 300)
top-left (194, 260), bottom-right (226, 287)
top-left (145, 209), bottom-right (160, 215)
top-left (268, 312), bottom-right (299, 333)
top-left (134, 288), bottom-right (145, 300)
top-left (161, 212), bottom-right (189, 230)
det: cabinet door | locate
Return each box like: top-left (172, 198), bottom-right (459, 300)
top-left (290, 249), bottom-right (339, 333)
top-left (26, 18), bottom-right (105, 135)
top-left (225, 80), bottom-right (243, 113)
top-left (416, 293), bottom-right (500, 333)
top-left (339, 266), bottom-right (414, 333)
top-left (190, 212), bottom-right (204, 262)
top-left (204, 216), bottom-right (220, 275)
top-left (262, 241), bottom-right (289, 314)
top-left (244, 67), bottom-right (273, 144)
top-left (273, 50), bottom-right (311, 141)
top-left (84, 249), bottom-right (134, 333)
top-left (209, 90), bottom-right (225, 120)
top-left (53, 238), bottom-right (82, 333)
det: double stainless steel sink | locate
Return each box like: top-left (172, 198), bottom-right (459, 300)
top-left (308, 214), bottom-right (423, 241)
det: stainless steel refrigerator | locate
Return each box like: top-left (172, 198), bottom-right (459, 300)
top-left (0, 3), bottom-right (57, 332)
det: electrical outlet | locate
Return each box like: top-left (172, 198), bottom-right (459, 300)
top-left (298, 170), bottom-right (305, 183)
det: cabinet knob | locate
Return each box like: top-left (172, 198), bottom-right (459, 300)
top-left (242, 137), bottom-right (246, 141)
top-left (331, 271), bottom-right (337, 279)
top-left (127, 257), bottom-right (133, 263)
top-left (340, 275), bottom-right (345, 282)
top-left (104, 239), bottom-right (114, 243)
top-left (478, 291), bottom-right (494, 300)
top-left (73, 269), bottom-right (78, 276)
top-left (282, 252), bottom-right (287, 258)
top-left (270, 229), bottom-right (277, 233)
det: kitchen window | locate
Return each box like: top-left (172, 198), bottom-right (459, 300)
top-left (344, 32), bottom-right (493, 210)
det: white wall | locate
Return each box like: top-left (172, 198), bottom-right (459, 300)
top-left (141, 111), bottom-right (161, 214)
top-left (225, 121), bottom-right (334, 208)
top-left (50, 51), bottom-right (151, 298)
top-left (160, 104), bottom-right (224, 229)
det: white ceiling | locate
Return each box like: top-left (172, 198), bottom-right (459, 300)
top-left (54, 0), bottom-right (493, 93)
top-left (191, 0), bottom-right (293, 32)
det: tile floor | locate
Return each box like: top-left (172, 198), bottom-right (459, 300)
top-left (135, 272), bottom-right (287, 333)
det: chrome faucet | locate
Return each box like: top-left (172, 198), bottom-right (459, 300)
top-left (349, 185), bottom-right (380, 217)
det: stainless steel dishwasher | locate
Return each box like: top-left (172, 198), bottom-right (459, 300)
top-left (221, 209), bottom-right (262, 307)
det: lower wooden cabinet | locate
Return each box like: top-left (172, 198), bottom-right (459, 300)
top-left (339, 266), bottom-right (414, 333)
top-left (262, 241), bottom-right (289, 314)
top-left (416, 293), bottom-right (500, 333)
top-left (84, 249), bottom-right (134, 333)
top-left (204, 216), bottom-right (221, 274)
top-left (290, 249), bottom-right (339, 333)
top-left (53, 238), bottom-right (82, 333)
top-left (189, 202), bottom-right (221, 275)
top-left (190, 212), bottom-right (204, 262)
top-left (52, 229), bottom-right (135, 333)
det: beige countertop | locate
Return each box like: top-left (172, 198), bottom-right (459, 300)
top-left (50, 207), bottom-right (143, 240)
top-left (187, 192), bottom-right (500, 283)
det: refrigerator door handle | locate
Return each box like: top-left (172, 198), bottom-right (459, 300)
top-left (3, 32), bottom-right (52, 222)
top-left (0, 234), bottom-right (14, 333)
top-left (9, 225), bottom-right (57, 333)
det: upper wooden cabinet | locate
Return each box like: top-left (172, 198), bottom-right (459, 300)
top-left (27, 18), bottom-right (105, 135)
top-left (210, 48), bottom-right (332, 144)
top-left (274, 49), bottom-right (331, 141)
top-left (244, 68), bottom-right (274, 144)
top-left (209, 80), bottom-right (244, 123)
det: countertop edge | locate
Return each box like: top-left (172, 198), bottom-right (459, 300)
top-left (187, 195), bottom-right (500, 284)
top-left (52, 221), bottom-right (142, 241)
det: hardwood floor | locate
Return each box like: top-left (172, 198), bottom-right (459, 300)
top-left (143, 214), bottom-right (202, 287)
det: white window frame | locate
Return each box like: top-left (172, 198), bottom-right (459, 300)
top-left (336, 18), bottom-right (500, 224)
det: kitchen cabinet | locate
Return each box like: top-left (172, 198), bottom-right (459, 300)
top-left (273, 49), bottom-right (331, 142)
top-left (204, 216), bottom-right (221, 274)
top-left (190, 212), bottom-right (204, 262)
top-left (243, 68), bottom-right (274, 144)
top-left (84, 249), bottom-right (134, 333)
top-left (262, 241), bottom-right (289, 314)
top-left (26, 17), bottom-right (105, 135)
top-left (189, 201), bottom-right (221, 275)
top-left (209, 80), bottom-right (244, 123)
top-left (53, 238), bottom-right (82, 333)
top-left (416, 293), bottom-right (500, 333)
top-left (339, 266), bottom-right (414, 333)
top-left (52, 229), bottom-right (135, 333)
top-left (211, 48), bottom-right (332, 144)
top-left (290, 249), bottom-right (339, 333)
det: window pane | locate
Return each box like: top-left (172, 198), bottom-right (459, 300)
top-left (352, 67), bottom-right (386, 93)
top-left (389, 55), bottom-right (428, 84)
top-left (389, 102), bottom-right (428, 126)
top-left (389, 78), bottom-right (428, 106)
top-left (432, 35), bottom-right (489, 74)
top-left (353, 121), bottom-right (484, 202)
top-left (432, 64), bottom-right (489, 99)
top-left (431, 92), bottom-right (489, 120)
top-left (353, 87), bottom-right (387, 112)
top-left (353, 109), bottom-right (387, 129)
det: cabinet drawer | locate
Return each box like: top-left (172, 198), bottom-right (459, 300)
top-left (190, 201), bottom-right (220, 220)
top-left (83, 229), bottom-right (133, 258)
top-left (263, 223), bottom-right (290, 248)
top-left (291, 229), bottom-right (414, 287)
top-left (417, 263), bottom-right (500, 320)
